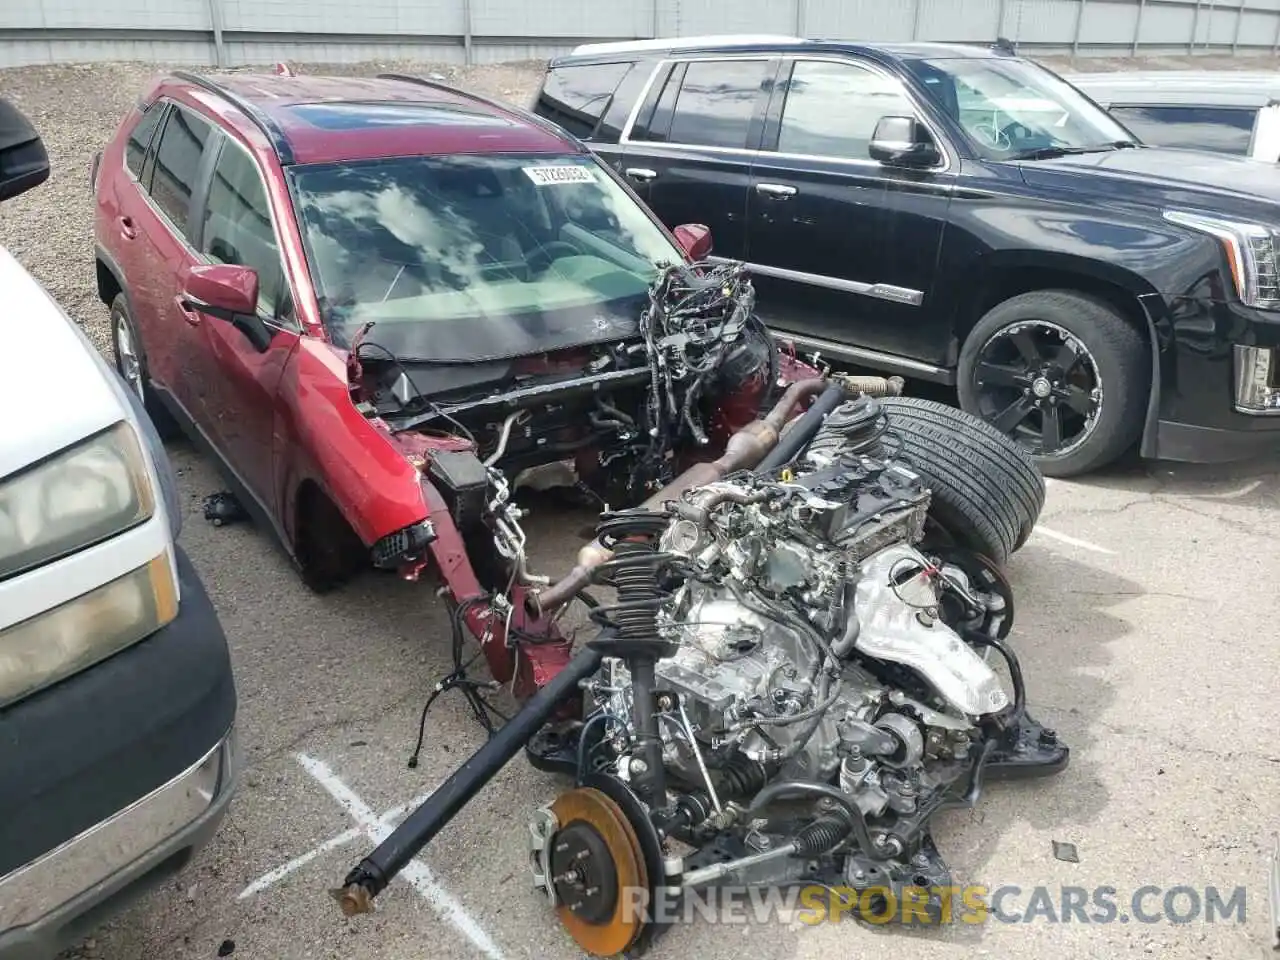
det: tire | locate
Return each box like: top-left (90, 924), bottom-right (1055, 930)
top-left (956, 290), bottom-right (1149, 478)
top-left (296, 489), bottom-right (366, 594)
top-left (109, 292), bottom-right (183, 441)
top-left (880, 396), bottom-right (1045, 567)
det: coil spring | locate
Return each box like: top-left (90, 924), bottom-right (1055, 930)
top-left (588, 510), bottom-right (680, 641)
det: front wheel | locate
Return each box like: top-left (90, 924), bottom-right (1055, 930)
top-left (957, 290), bottom-right (1149, 478)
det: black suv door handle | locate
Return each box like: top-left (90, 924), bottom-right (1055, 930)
top-left (756, 182), bottom-right (798, 199)
top-left (625, 167), bottom-right (658, 183)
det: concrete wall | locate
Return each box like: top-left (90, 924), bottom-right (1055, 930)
top-left (4, 0), bottom-right (1280, 68)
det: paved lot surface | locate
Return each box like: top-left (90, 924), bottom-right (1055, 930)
top-left (1, 56), bottom-right (1278, 960)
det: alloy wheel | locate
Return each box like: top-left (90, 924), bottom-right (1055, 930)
top-left (114, 310), bottom-right (144, 402)
top-left (970, 320), bottom-right (1102, 458)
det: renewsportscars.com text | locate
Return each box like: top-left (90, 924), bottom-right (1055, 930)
top-left (621, 884), bottom-right (1248, 926)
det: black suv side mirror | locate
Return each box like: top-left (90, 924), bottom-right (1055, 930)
top-left (0, 99), bottom-right (50, 203)
top-left (869, 116), bottom-right (941, 169)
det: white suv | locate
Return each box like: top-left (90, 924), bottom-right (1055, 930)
top-left (0, 98), bottom-right (237, 959)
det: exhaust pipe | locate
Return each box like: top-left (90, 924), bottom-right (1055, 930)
top-left (529, 378), bottom-right (831, 615)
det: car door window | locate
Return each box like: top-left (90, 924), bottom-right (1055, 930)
top-left (125, 103), bottom-right (166, 182)
top-left (535, 62), bottom-right (634, 140)
top-left (200, 138), bottom-right (288, 321)
top-left (776, 60), bottom-right (916, 160)
top-left (149, 104), bottom-right (213, 236)
top-left (656, 60), bottom-right (770, 150)
top-left (1107, 105), bottom-right (1256, 155)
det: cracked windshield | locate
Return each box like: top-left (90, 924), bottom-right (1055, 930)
top-left (290, 152), bottom-right (682, 360)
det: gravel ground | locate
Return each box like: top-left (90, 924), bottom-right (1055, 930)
top-left (2, 56), bottom-right (1279, 960)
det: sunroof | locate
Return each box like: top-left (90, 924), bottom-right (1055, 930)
top-left (287, 101), bottom-right (516, 130)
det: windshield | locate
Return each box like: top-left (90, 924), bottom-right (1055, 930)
top-left (289, 153), bottom-right (684, 361)
top-left (904, 57), bottom-right (1136, 159)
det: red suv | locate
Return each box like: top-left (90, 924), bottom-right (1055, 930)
top-left (90, 70), bottom-right (812, 689)
top-left (91, 71), bottom-right (719, 587)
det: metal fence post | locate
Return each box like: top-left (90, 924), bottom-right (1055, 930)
top-left (1273, 3), bottom-right (1280, 52)
top-left (997, 0), bottom-right (1008, 38)
top-left (1231, 0), bottom-right (1243, 53)
top-left (1205, 0), bottom-right (1216, 50)
top-left (795, 0), bottom-right (807, 38)
top-left (1189, 0), bottom-right (1201, 53)
top-left (1072, 0), bottom-right (1086, 56)
top-left (652, 0), bottom-right (661, 39)
top-left (912, 0), bottom-right (923, 39)
top-left (207, 0), bottom-right (225, 67)
top-left (1132, 0), bottom-right (1145, 55)
top-left (462, 0), bottom-right (473, 65)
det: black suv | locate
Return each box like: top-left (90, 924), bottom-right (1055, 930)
top-left (533, 37), bottom-right (1280, 476)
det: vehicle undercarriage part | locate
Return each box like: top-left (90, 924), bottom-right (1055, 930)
top-left (340, 378), bottom-right (1067, 952)
top-left (202, 491), bottom-right (247, 527)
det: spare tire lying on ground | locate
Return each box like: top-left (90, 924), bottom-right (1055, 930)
top-left (879, 396), bottom-right (1045, 567)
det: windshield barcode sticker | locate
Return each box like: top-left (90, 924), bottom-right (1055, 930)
top-left (523, 165), bottom-right (596, 186)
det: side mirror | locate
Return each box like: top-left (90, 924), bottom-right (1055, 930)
top-left (182, 263), bottom-right (272, 352)
top-left (869, 116), bottom-right (941, 169)
top-left (0, 99), bottom-right (51, 203)
top-left (673, 223), bottom-right (713, 261)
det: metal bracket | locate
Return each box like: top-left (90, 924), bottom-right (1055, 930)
top-left (528, 807), bottom-right (561, 906)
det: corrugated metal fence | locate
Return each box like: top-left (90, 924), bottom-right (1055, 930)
top-left (4, 0), bottom-right (1280, 68)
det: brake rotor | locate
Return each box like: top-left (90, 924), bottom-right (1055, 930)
top-left (547, 786), bottom-right (648, 957)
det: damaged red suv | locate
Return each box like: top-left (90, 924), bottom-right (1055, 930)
top-left (91, 71), bottom-right (1040, 702)
top-left (90, 72), bottom-right (795, 676)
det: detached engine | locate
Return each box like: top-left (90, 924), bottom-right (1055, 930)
top-left (653, 452), bottom-right (1009, 800)
top-left (527, 397), bottom-right (1068, 953)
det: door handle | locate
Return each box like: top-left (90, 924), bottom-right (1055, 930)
top-left (755, 182), bottom-right (798, 199)
top-left (625, 168), bottom-right (658, 183)
top-left (118, 215), bottom-right (137, 240)
top-left (175, 295), bottom-right (202, 326)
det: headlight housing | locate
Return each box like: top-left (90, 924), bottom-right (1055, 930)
top-left (1167, 212), bottom-right (1280, 309)
top-left (0, 552), bottom-right (178, 708)
top-left (1163, 210), bottom-right (1280, 310)
top-left (0, 422), bottom-right (155, 581)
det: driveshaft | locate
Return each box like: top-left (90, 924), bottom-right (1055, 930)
top-left (336, 642), bottom-right (608, 914)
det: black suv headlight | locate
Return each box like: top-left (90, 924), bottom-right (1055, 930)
top-left (1164, 210), bottom-right (1280, 310)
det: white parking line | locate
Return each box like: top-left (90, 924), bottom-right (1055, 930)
top-left (1031, 525), bottom-right (1116, 555)
top-left (295, 754), bottom-right (506, 960)
top-left (238, 788), bottom-right (436, 900)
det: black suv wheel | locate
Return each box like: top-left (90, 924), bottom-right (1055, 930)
top-left (957, 290), bottom-right (1149, 477)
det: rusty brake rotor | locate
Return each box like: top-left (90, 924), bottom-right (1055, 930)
top-left (547, 786), bottom-right (648, 957)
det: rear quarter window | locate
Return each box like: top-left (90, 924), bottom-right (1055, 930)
top-left (1108, 104), bottom-right (1257, 155)
top-left (149, 104), bottom-right (214, 236)
top-left (536, 62), bottom-right (634, 140)
top-left (124, 103), bottom-right (165, 180)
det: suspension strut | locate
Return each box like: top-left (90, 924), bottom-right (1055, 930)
top-left (583, 509), bottom-right (682, 806)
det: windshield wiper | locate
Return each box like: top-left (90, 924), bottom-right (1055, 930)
top-left (1010, 140), bottom-right (1140, 161)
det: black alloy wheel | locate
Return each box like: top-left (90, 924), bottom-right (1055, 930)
top-left (970, 318), bottom-right (1102, 459)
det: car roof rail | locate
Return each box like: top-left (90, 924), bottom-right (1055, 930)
top-left (170, 70), bottom-right (296, 165)
top-left (374, 73), bottom-right (578, 144)
top-left (568, 35), bottom-right (803, 57)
